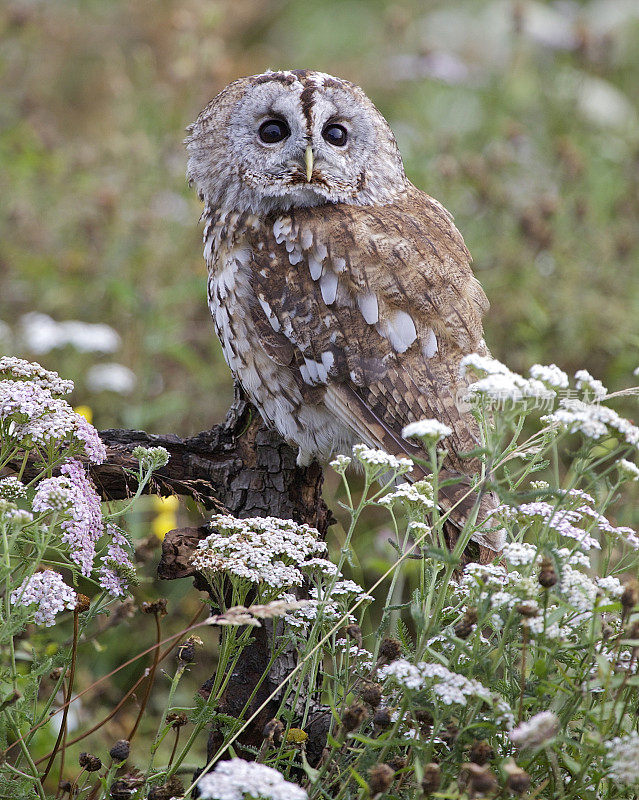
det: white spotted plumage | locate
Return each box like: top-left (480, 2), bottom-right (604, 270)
top-left (187, 69), bottom-right (503, 556)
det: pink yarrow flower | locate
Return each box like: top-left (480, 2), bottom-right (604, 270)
top-left (33, 459), bottom-right (104, 576)
top-left (0, 379), bottom-right (105, 463)
top-left (11, 570), bottom-right (77, 626)
top-left (99, 525), bottom-right (136, 597)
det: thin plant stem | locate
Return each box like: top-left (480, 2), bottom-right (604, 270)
top-left (20, 614), bottom-right (209, 765)
top-left (128, 609), bottom-right (162, 742)
top-left (36, 604), bottom-right (206, 762)
top-left (41, 609), bottom-right (79, 786)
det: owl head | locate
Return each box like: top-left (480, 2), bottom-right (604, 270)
top-left (186, 70), bottom-right (408, 215)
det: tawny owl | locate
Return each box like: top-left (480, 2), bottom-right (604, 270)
top-left (186, 69), bottom-right (501, 555)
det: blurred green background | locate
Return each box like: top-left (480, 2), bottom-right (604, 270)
top-left (2, 0), bottom-right (639, 773)
top-left (2, 0), bottom-right (639, 437)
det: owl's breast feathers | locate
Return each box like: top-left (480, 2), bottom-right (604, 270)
top-left (206, 187), bottom-right (501, 555)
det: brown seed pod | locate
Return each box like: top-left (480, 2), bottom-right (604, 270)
top-left (538, 558), bottom-right (557, 588)
top-left (166, 711), bottom-right (189, 729)
top-left (78, 752), bottom-right (102, 772)
top-left (378, 637), bottom-right (401, 663)
top-left (359, 682), bottom-right (383, 708)
top-left (504, 762), bottom-right (531, 795)
top-left (141, 598), bottom-right (168, 616)
top-left (388, 755), bottom-right (407, 772)
top-left (368, 763), bottom-right (394, 795)
top-left (262, 718), bottom-right (284, 742)
top-left (372, 707), bottom-right (392, 729)
top-left (177, 635), bottom-right (202, 664)
top-left (108, 739), bottom-right (130, 762)
top-left (469, 740), bottom-right (494, 765)
top-left (463, 762), bottom-right (497, 795)
top-left (147, 776), bottom-right (184, 800)
top-left (75, 593), bottom-right (91, 613)
top-left (341, 702), bottom-right (367, 732)
top-left (421, 762), bottom-right (441, 794)
top-left (345, 623), bottom-right (363, 647)
top-left (516, 601), bottom-right (539, 618)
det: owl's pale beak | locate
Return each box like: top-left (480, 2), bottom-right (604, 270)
top-left (304, 145), bottom-right (314, 182)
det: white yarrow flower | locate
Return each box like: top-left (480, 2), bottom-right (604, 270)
top-left (605, 731), bottom-right (639, 785)
top-left (329, 454), bottom-right (352, 473)
top-left (574, 369), bottom-right (607, 401)
top-left (502, 542), bottom-right (539, 566)
top-left (196, 758), bottom-right (307, 800)
top-left (529, 363), bottom-right (569, 389)
top-left (192, 515), bottom-right (327, 589)
top-left (618, 459), bottom-right (639, 481)
top-left (352, 443), bottom-right (413, 474)
top-left (460, 354), bottom-right (555, 405)
top-left (509, 711), bottom-right (559, 748)
top-left (20, 312), bottom-right (121, 354)
top-left (402, 418), bottom-right (452, 444)
top-left (378, 480), bottom-right (435, 510)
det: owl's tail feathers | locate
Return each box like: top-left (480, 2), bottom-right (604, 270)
top-left (412, 464), bottom-right (504, 564)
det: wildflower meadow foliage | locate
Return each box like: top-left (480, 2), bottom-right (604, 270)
top-left (1, 355), bottom-right (639, 798)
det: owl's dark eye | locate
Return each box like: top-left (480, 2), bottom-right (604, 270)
top-left (322, 123), bottom-right (348, 147)
top-left (258, 119), bottom-right (290, 144)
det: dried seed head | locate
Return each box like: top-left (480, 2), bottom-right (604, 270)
top-left (141, 598), bottom-right (168, 616)
top-left (469, 740), bottom-right (494, 765)
top-left (621, 583), bottom-right (637, 612)
top-left (262, 718), bottom-right (284, 742)
top-left (341, 702), bottom-right (367, 732)
top-left (78, 752), bottom-right (102, 772)
top-left (463, 763), bottom-right (497, 794)
top-left (441, 723), bottom-right (459, 746)
top-left (421, 762), bottom-right (441, 794)
top-left (147, 776), bottom-right (184, 800)
top-left (388, 755), bottom-right (407, 772)
top-left (368, 764), bottom-right (394, 795)
top-left (538, 558), bottom-right (557, 588)
top-left (454, 611), bottom-right (476, 639)
top-left (378, 637), bottom-right (401, 663)
top-left (464, 607), bottom-right (478, 624)
top-left (627, 620), bottom-right (639, 644)
top-left (109, 772), bottom-right (145, 800)
top-left (166, 711), bottom-right (188, 729)
top-left (517, 601), bottom-right (539, 618)
top-left (108, 739), bottom-right (130, 762)
top-left (359, 682), bottom-right (383, 708)
top-left (346, 623), bottom-right (363, 647)
top-left (75, 593), bottom-right (91, 613)
top-left (504, 762), bottom-right (531, 795)
top-left (177, 635), bottom-right (202, 664)
top-left (415, 708), bottom-right (434, 726)
top-left (373, 707), bottom-right (392, 729)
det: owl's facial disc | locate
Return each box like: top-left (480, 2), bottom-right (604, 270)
top-left (187, 70), bottom-right (408, 213)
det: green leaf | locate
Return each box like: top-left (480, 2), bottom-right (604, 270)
top-left (348, 766), bottom-right (369, 791)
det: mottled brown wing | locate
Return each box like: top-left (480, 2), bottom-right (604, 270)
top-left (244, 186), bottom-right (488, 475)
